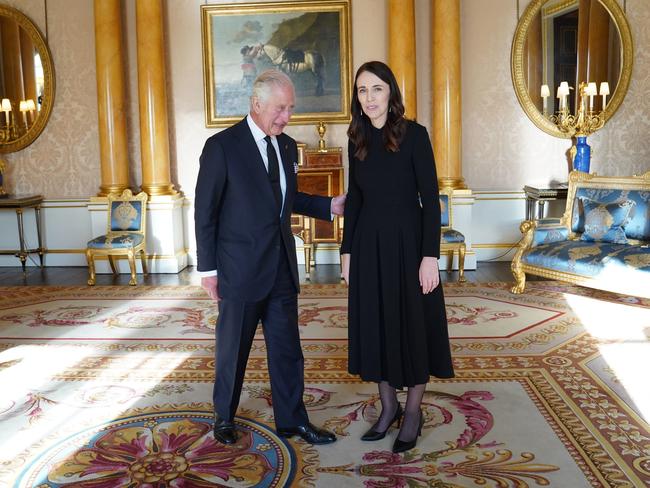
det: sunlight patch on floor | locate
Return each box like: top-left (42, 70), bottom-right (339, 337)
top-left (563, 294), bottom-right (650, 341)
top-left (564, 293), bottom-right (650, 422)
top-left (0, 345), bottom-right (189, 461)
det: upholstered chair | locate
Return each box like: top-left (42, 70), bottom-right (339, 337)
top-left (439, 189), bottom-right (466, 282)
top-left (86, 189), bottom-right (148, 286)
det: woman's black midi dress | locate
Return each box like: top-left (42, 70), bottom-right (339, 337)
top-left (341, 121), bottom-right (454, 389)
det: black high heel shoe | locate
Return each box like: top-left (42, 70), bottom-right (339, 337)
top-left (361, 404), bottom-right (404, 441)
top-left (392, 409), bottom-right (424, 453)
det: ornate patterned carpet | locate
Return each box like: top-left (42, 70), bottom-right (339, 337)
top-left (0, 282), bottom-right (648, 487)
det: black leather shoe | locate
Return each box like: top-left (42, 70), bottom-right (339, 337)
top-left (392, 409), bottom-right (425, 454)
top-left (277, 423), bottom-right (336, 444)
top-left (213, 416), bottom-right (238, 445)
top-left (361, 403), bottom-right (403, 441)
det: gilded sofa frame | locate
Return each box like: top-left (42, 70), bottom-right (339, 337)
top-left (511, 170), bottom-right (650, 297)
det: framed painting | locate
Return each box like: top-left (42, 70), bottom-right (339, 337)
top-left (201, 0), bottom-right (351, 127)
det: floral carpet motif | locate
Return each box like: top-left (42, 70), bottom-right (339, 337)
top-left (16, 410), bottom-right (292, 488)
top-left (0, 282), bottom-right (648, 487)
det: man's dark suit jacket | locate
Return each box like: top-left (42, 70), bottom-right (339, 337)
top-left (195, 118), bottom-right (332, 301)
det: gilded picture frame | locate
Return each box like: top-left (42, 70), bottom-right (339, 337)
top-left (201, 0), bottom-right (351, 128)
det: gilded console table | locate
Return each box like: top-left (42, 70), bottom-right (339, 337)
top-left (0, 194), bottom-right (45, 271)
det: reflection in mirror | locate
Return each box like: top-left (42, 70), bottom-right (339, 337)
top-left (0, 16), bottom-right (44, 142)
top-left (511, 0), bottom-right (632, 138)
top-left (0, 5), bottom-right (54, 153)
top-left (523, 0), bottom-right (620, 115)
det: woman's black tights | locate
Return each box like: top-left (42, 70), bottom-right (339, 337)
top-left (397, 383), bottom-right (426, 441)
top-left (372, 381), bottom-right (399, 432)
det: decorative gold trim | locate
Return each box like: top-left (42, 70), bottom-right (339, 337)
top-left (201, 0), bottom-right (352, 128)
top-left (543, 0), bottom-right (578, 18)
top-left (473, 243), bottom-right (518, 248)
top-left (511, 0), bottom-right (633, 138)
top-left (98, 184), bottom-right (130, 198)
top-left (140, 183), bottom-right (178, 197)
top-left (0, 5), bottom-right (55, 153)
top-left (39, 205), bottom-right (89, 209)
top-left (473, 197), bottom-right (527, 201)
top-left (438, 176), bottom-right (467, 191)
top-left (307, 243), bottom-right (340, 250)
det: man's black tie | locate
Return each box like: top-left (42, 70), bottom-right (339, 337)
top-left (264, 135), bottom-right (283, 212)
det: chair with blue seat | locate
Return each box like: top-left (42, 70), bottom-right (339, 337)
top-left (439, 188), bottom-right (466, 282)
top-left (86, 189), bottom-right (148, 286)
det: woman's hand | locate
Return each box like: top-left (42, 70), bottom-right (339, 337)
top-left (341, 253), bottom-right (351, 285)
top-left (419, 256), bottom-right (440, 294)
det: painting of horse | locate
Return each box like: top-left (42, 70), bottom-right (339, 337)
top-left (254, 44), bottom-right (325, 96)
top-left (201, 1), bottom-right (351, 127)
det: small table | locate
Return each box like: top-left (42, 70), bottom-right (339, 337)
top-left (524, 185), bottom-right (568, 220)
top-left (0, 194), bottom-right (45, 271)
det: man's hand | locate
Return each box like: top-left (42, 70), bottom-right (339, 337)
top-left (201, 275), bottom-right (221, 302)
top-left (341, 253), bottom-right (350, 285)
top-left (419, 256), bottom-right (440, 294)
top-left (331, 193), bottom-right (346, 216)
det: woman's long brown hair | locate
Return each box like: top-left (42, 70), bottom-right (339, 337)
top-left (347, 61), bottom-right (407, 161)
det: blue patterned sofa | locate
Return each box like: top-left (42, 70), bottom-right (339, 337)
top-left (511, 171), bottom-right (650, 298)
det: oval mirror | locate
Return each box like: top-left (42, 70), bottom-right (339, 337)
top-left (511, 0), bottom-right (632, 138)
top-left (0, 4), bottom-right (55, 153)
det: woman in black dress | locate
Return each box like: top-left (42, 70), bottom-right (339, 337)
top-left (340, 61), bottom-right (454, 453)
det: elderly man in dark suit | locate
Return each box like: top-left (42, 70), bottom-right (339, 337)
top-left (195, 69), bottom-right (345, 445)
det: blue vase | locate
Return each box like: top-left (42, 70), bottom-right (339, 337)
top-left (573, 136), bottom-right (591, 173)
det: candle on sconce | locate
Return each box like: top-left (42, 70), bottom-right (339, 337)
top-left (19, 101), bottom-right (28, 127)
top-left (586, 82), bottom-right (597, 111)
top-left (540, 84), bottom-right (550, 112)
top-left (1, 98), bottom-right (11, 126)
top-left (557, 81), bottom-right (569, 110)
top-left (599, 82), bottom-right (610, 110)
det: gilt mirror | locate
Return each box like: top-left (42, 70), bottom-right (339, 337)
top-left (0, 4), bottom-right (54, 152)
top-left (511, 0), bottom-right (632, 138)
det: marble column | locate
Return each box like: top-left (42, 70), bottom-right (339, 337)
top-left (94, 0), bottom-right (129, 196)
top-left (432, 0), bottom-right (465, 189)
top-left (388, 0), bottom-right (417, 119)
top-left (135, 0), bottom-right (176, 196)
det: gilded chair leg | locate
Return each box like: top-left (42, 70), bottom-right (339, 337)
top-left (86, 250), bottom-right (96, 286)
top-left (510, 259), bottom-right (527, 294)
top-left (127, 250), bottom-right (137, 286)
top-left (108, 255), bottom-right (118, 274)
top-left (458, 244), bottom-right (467, 282)
top-left (447, 250), bottom-right (454, 273)
top-left (140, 249), bottom-right (148, 275)
top-left (304, 244), bottom-right (312, 280)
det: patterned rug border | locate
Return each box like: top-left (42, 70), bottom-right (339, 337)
top-left (1, 281), bottom-right (649, 307)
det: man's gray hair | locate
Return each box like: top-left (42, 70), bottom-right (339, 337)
top-left (251, 69), bottom-right (294, 103)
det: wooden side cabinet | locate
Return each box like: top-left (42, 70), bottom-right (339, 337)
top-left (291, 146), bottom-right (343, 278)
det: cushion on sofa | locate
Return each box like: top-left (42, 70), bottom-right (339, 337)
top-left (572, 188), bottom-right (650, 240)
top-left (578, 197), bottom-right (635, 244)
